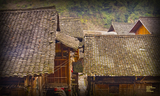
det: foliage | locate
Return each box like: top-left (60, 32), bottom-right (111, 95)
top-left (1, 0), bottom-right (160, 29)
top-left (54, 0), bottom-right (160, 28)
top-left (16, 4), bottom-right (20, 7)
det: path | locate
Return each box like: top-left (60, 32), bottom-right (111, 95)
top-left (78, 73), bottom-right (87, 96)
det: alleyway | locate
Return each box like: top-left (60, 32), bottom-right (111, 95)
top-left (78, 73), bottom-right (87, 96)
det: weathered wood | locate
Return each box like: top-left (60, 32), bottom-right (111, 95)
top-left (44, 83), bottom-right (68, 88)
top-left (10, 88), bottom-right (26, 96)
top-left (38, 77), bottom-right (42, 96)
top-left (95, 76), bottom-right (135, 84)
top-left (72, 72), bottom-right (79, 95)
top-left (135, 25), bottom-right (150, 35)
top-left (47, 77), bottom-right (67, 78)
top-left (95, 84), bottom-right (109, 96)
top-left (55, 59), bottom-right (68, 60)
top-left (77, 48), bottom-right (79, 59)
top-left (68, 47), bottom-right (72, 96)
top-left (87, 76), bottom-right (160, 96)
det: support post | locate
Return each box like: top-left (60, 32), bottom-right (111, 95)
top-left (68, 48), bottom-right (72, 96)
top-left (39, 76), bottom-right (43, 96)
top-left (24, 76), bottom-right (30, 96)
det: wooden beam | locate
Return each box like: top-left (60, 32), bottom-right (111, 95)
top-left (61, 43), bottom-right (63, 58)
top-left (38, 76), bottom-right (42, 96)
top-left (24, 76), bottom-right (29, 87)
top-left (68, 48), bottom-right (72, 96)
top-left (77, 48), bottom-right (79, 60)
top-left (55, 59), bottom-right (68, 60)
top-left (31, 77), bottom-right (33, 96)
top-left (24, 76), bottom-right (30, 96)
top-left (140, 76), bottom-right (146, 82)
top-left (32, 77), bottom-right (38, 96)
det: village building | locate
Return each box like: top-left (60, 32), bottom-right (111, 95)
top-left (83, 30), bottom-right (117, 35)
top-left (108, 22), bottom-right (135, 35)
top-left (129, 17), bottom-right (160, 35)
top-left (0, 6), bottom-right (82, 96)
top-left (84, 34), bottom-right (160, 96)
top-left (58, 17), bottom-right (85, 95)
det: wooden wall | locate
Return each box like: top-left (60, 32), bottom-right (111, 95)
top-left (0, 77), bottom-right (27, 96)
top-left (87, 76), bottom-right (160, 96)
top-left (47, 59), bottom-right (68, 84)
top-left (46, 43), bottom-right (70, 87)
top-left (135, 25), bottom-right (151, 35)
top-left (0, 88), bottom-right (27, 96)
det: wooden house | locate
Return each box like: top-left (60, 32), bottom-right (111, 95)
top-left (129, 17), bottom-right (160, 35)
top-left (84, 34), bottom-right (160, 96)
top-left (58, 17), bottom-right (84, 95)
top-left (59, 17), bottom-right (84, 68)
top-left (0, 6), bottom-right (81, 96)
top-left (108, 22), bottom-right (135, 35)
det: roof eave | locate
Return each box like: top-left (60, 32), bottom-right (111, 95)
top-left (56, 32), bottom-right (79, 50)
top-left (129, 19), bottom-right (152, 34)
top-left (139, 19), bottom-right (152, 34)
top-left (108, 25), bottom-right (115, 32)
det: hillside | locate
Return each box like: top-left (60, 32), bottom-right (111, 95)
top-left (0, 0), bottom-right (160, 30)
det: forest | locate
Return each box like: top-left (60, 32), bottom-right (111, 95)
top-left (57, 0), bottom-right (160, 28)
top-left (0, 0), bottom-right (160, 29)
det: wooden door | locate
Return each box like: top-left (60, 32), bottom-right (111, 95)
top-left (47, 59), bottom-right (68, 84)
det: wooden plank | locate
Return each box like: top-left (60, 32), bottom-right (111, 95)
top-left (45, 83), bottom-right (68, 88)
top-left (58, 60), bottom-right (59, 83)
top-left (68, 48), bottom-right (71, 96)
top-left (136, 25), bottom-right (150, 35)
top-left (24, 76), bottom-right (29, 87)
top-left (54, 66), bottom-right (67, 67)
top-left (95, 84), bottom-right (109, 96)
top-left (47, 77), bottom-right (67, 78)
top-left (61, 59), bottom-right (62, 84)
top-left (61, 43), bottom-right (63, 58)
top-left (55, 59), bottom-right (68, 60)
top-left (39, 77), bottom-right (42, 96)
top-left (77, 48), bottom-right (79, 59)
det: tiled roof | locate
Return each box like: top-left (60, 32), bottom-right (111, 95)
top-left (130, 17), bottom-right (160, 34)
top-left (84, 30), bottom-right (117, 35)
top-left (108, 22), bottom-right (135, 35)
top-left (59, 17), bottom-right (83, 38)
top-left (0, 6), bottom-right (57, 77)
top-left (56, 32), bottom-right (79, 50)
top-left (84, 35), bottom-right (160, 76)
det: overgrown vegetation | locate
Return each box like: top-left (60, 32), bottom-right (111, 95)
top-left (0, 0), bottom-right (160, 29)
top-left (61, 0), bottom-right (160, 28)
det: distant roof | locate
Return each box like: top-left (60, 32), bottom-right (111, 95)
top-left (59, 17), bottom-right (83, 38)
top-left (84, 30), bottom-right (117, 35)
top-left (108, 22), bottom-right (135, 35)
top-left (0, 6), bottom-right (57, 77)
top-left (56, 32), bottom-right (79, 50)
top-left (130, 17), bottom-right (160, 34)
top-left (84, 35), bottom-right (160, 76)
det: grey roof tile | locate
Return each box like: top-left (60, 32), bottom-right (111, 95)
top-left (108, 22), bottom-right (135, 35)
top-left (0, 6), bottom-right (57, 77)
top-left (130, 17), bottom-right (160, 34)
top-left (59, 17), bottom-right (83, 38)
top-left (84, 35), bottom-right (160, 76)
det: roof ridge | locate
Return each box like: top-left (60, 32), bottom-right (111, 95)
top-left (139, 16), bottom-right (160, 19)
top-left (112, 21), bottom-right (134, 24)
top-left (0, 6), bottom-right (56, 12)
